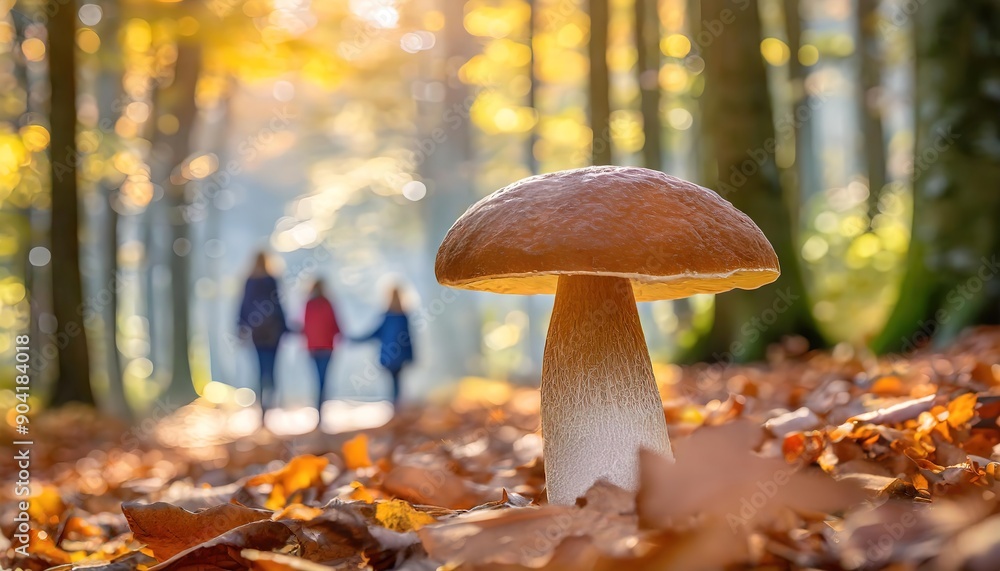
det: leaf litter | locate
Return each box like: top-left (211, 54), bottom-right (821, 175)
top-left (3, 327), bottom-right (1000, 569)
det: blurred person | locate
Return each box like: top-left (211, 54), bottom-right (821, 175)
top-left (351, 286), bottom-right (413, 407)
top-left (303, 279), bottom-right (341, 418)
top-left (238, 252), bottom-right (288, 417)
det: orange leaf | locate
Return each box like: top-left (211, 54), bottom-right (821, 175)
top-left (247, 455), bottom-right (330, 510)
top-left (272, 503), bottom-right (324, 521)
top-left (947, 393), bottom-right (978, 428)
top-left (342, 434), bottom-right (373, 470)
top-left (28, 485), bottom-right (66, 526)
top-left (871, 376), bottom-right (904, 396)
top-left (349, 481), bottom-right (376, 503)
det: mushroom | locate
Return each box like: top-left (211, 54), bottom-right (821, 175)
top-left (435, 166), bottom-right (780, 504)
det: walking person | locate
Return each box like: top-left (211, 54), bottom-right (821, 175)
top-left (352, 286), bottom-right (413, 408)
top-left (302, 279), bottom-right (340, 421)
top-left (238, 252), bottom-right (288, 419)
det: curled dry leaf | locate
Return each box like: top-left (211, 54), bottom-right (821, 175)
top-left (148, 520), bottom-right (297, 571)
top-left (241, 549), bottom-right (338, 571)
top-left (122, 501), bottom-right (273, 560)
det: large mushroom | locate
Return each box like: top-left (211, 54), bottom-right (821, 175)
top-left (435, 166), bottom-right (780, 504)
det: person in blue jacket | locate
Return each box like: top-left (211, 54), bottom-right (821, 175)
top-left (237, 252), bottom-right (288, 417)
top-left (353, 286), bottom-right (413, 407)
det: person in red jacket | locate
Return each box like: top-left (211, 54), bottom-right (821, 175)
top-left (303, 279), bottom-right (340, 416)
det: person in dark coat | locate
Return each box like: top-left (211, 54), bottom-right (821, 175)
top-left (352, 286), bottom-right (413, 407)
top-left (238, 252), bottom-right (288, 416)
top-left (302, 279), bottom-right (340, 416)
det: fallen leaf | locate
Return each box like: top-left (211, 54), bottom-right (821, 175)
top-left (382, 464), bottom-right (496, 509)
top-left (848, 394), bottom-right (937, 426)
top-left (948, 393), bottom-right (979, 429)
top-left (242, 549), bottom-right (338, 570)
top-left (342, 434), bottom-right (373, 470)
top-left (122, 501), bottom-right (273, 560)
top-left (348, 480), bottom-right (376, 503)
top-left (765, 407), bottom-right (820, 438)
top-left (148, 520), bottom-right (296, 571)
top-left (375, 499), bottom-right (436, 532)
top-left (246, 455), bottom-right (330, 510)
top-left (637, 420), bottom-right (864, 533)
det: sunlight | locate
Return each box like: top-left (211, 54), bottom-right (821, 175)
top-left (350, 0), bottom-right (399, 29)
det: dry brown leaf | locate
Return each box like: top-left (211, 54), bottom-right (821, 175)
top-left (382, 464), bottom-right (496, 509)
top-left (148, 520), bottom-right (296, 571)
top-left (832, 473), bottom-right (918, 499)
top-left (242, 549), bottom-right (338, 571)
top-left (418, 505), bottom-right (586, 567)
top-left (122, 501), bottom-right (273, 561)
top-left (637, 420), bottom-right (865, 533)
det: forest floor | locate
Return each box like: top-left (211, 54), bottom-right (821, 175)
top-left (4, 328), bottom-right (1000, 570)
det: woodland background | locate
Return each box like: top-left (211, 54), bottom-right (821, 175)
top-left (0, 0), bottom-right (998, 418)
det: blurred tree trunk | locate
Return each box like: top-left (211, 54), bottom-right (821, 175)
top-left (858, 0), bottom-right (887, 222)
top-left (589, 0), bottom-right (611, 165)
top-left (47, 0), bottom-right (95, 406)
top-left (523, 0), bottom-right (545, 377)
top-left (527, 0), bottom-right (539, 176)
top-left (687, 0), bottom-right (823, 363)
top-left (419, 0), bottom-right (482, 379)
top-left (10, 12), bottom-right (48, 387)
top-left (94, 2), bottom-right (130, 418)
top-left (154, 41), bottom-right (202, 404)
top-left (782, 0), bottom-right (810, 201)
top-left (871, 1), bottom-right (1000, 352)
top-left (634, 0), bottom-right (661, 171)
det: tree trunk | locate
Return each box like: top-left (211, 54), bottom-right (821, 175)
top-left (47, 0), bottom-right (94, 406)
top-left (688, 0), bottom-right (823, 363)
top-left (782, 0), bottom-right (812, 202)
top-left (155, 41), bottom-right (202, 405)
top-left (858, 0), bottom-right (887, 222)
top-left (634, 0), bottom-right (661, 171)
top-left (523, 0), bottom-right (545, 378)
top-left (95, 3), bottom-right (130, 418)
top-left (871, 0), bottom-right (1000, 353)
top-left (419, 0), bottom-right (482, 380)
top-left (589, 0), bottom-right (611, 165)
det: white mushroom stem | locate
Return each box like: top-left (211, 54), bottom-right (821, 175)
top-left (541, 274), bottom-right (673, 504)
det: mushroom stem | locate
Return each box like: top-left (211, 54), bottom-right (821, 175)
top-left (541, 274), bottom-right (673, 504)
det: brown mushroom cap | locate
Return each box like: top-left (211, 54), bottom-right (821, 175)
top-left (435, 166), bottom-right (780, 302)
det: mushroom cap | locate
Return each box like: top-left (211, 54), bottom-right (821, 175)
top-left (435, 166), bottom-right (780, 302)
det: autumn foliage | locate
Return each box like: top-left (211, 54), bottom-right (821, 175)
top-left (5, 328), bottom-right (1000, 570)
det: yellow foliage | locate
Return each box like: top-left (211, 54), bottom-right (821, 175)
top-left (375, 499), bottom-right (436, 532)
top-left (28, 485), bottom-right (66, 526)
